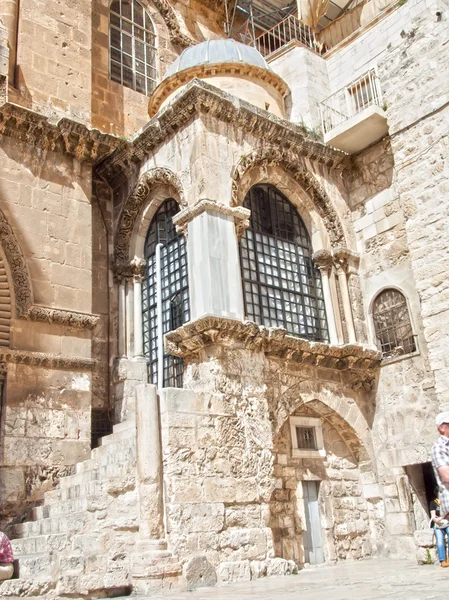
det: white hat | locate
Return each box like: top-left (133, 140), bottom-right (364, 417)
top-left (436, 411), bottom-right (449, 426)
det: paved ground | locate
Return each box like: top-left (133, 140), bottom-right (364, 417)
top-left (133, 559), bottom-right (449, 599)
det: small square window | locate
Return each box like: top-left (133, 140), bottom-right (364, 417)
top-left (289, 416), bottom-right (325, 458)
top-left (296, 426), bottom-right (317, 450)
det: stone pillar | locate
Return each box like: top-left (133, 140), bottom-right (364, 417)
top-left (125, 278), bottom-right (134, 357)
top-left (313, 249), bottom-right (339, 345)
top-left (0, 1), bottom-right (18, 81)
top-left (334, 248), bottom-right (357, 344)
top-left (132, 259), bottom-right (145, 359)
top-left (135, 383), bottom-right (167, 550)
top-left (118, 280), bottom-right (127, 357)
top-left (173, 200), bottom-right (250, 322)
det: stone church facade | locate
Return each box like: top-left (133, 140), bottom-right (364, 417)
top-left (0, 0), bottom-right (448, 595)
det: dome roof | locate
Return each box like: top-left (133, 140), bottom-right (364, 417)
top-left (163, 39), bottom-right (270, 81)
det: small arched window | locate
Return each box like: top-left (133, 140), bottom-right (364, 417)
top-left (142, 199), bottom-right (190, 387)
top-left (372, 289), bottom-right (416, 358)
top-left (109, 0), bottom-right (157, 96)
top-left (239, 185), bottom-right (329, 342)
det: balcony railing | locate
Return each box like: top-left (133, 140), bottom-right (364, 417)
top-left (320, 69), bottom-right (383, 135)
top-left (252, 15), bottom-right (319, 57)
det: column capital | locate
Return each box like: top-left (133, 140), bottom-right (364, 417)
top-left (172, 199), bottom-right (250, 240)
top-left (333, 247), bottom-right (360, 274)
top-left (313, 249), bottom-right (333, 272)
top-left (131, 257), bottom-right (146, 282)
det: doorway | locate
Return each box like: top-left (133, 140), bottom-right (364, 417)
top-left (303, 480), bottom-right (325, 564)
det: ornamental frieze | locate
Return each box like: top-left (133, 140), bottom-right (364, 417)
top-left (0, 349), bottom-right (96, 370)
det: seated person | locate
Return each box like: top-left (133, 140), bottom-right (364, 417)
top-left (0, 531), bottom-right (14, 581)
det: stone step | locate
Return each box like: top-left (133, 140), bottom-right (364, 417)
top-left (12, 511), bottom-right (95, 538)
top-left (31, 494), bottom-right (108, 520)
top-left (59, 460), bottom-right (135, 490)
top-left (11, 533), bottom-right (71, 556)
top-left (112, 419), bottom-right (136, 434)
top-left (43, 479), bottom-right (107, 505)
top-left (75, 443), bottom-right (136, 474)
top-left (99, 427), bottom-right (136, 447)
top-left (15, 553), bottom-right (53, 579)
top-left (90, 435), bottom-right (136, 461)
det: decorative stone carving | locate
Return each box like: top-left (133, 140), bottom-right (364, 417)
top-left (333, 246), bottom-right (360, 273)
top-left (231, 146), bottom-right (346, 247)
top-left (113, 167), bottom-right (187, 269)
top-left (313, 249), bottom-right (333, 270)
top-left (165, 315), bottom-right (381, 373)
top-left (151, 0), bottom-right (196, 47)
top-left (172, 199), bottom-right (250, 239)
top-left (0, 103), bottom-right (122, 163)
top-left (0, 208), bottom-right (33, 317)
top-left (97, 80), bottom-right (347, 188)
top-left (24, 306), bottom-right (99, 330)
top-left (0, 209), bottom-right (99, 329)
top-left (0, 348), bottom-right (96, 370)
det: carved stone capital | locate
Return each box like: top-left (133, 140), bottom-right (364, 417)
top-left (172, 199), bottom-right (251, 239)
top-left (313, 249), bottom-right (333, 272)
top-left (131, 258), bottom-right (146, 281)
top-left (333, 247), bottom-right (360, 274)
top-left (165, 316), bottom-right (381, 386)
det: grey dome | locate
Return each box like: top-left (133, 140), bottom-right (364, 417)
top-left (163, 39), bottom-right (269, 80)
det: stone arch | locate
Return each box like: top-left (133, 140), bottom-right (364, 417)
top-left (272, 380), bottom-right (373, 464)
top-left (113, 167), bottom-right (187, 269)
top-left (0, 208), bottom-right (33, 319)
top-left (231, 146), bottom-right (347, 248)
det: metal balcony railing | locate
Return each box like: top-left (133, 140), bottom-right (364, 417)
top-left (252, 15), bottom-right (318, 57)
top-left (320, 69), bottom-right (383, 135)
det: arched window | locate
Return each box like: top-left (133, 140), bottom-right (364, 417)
top-left (239, 185), bottom-right (329, 342)
top-left (109, 0), bottom-right (157, 95)
top-left (142, 199), bottom-right (189, 387)
top-left (372, 289), bottom-right (415, 358)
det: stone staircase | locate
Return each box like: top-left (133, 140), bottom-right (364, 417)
top-left (1, 420), bottom-right (182, 598)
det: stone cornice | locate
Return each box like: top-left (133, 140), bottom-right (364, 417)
top-left (23, 306), bottom-right (99, 330)
top-left (96, 80), bottom-right (348, 189)
top-left (0, 348), bottom-right (96, 370)
top-left (165, 316), bottom-right (381, 389)
top-left (172, 199), bottom-right (250, 238)
top-left (148, 63), bottom-right (289, 117)
top-left (0, 102), bottom-right (123, 163)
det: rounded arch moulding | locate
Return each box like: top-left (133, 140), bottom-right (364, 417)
top-left (230, 146), bottom-right (347, 248)
top-left (113, 167), bottom-right (187, 276)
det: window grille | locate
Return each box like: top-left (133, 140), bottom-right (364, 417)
top-left (109, 0), bottom-right (157, 96)
top-left (373, 289), bottom-right (416, 358)
top-left (142, 199), bottom-right (190, 388)
top-left (239, 185), bottom-right (329, 342)
top-left (296, 426), bottom-right (317, 450)
top-left (91, 409), bottom-right (113, 449)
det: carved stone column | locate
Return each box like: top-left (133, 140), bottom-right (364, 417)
top-left (173, 199), bottom-right (250, 322)
top-left (333, 248), bottom-right (358, 344)
top-left (132, 259), bottom-right (146, 359)
top-left (125, 277), bottom-right (134, 357)
top-left (313, 249), bottom-right (338, 345)
top-left (118, 279), bottom-right (127, 358)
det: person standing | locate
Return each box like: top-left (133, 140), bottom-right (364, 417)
top-left (430, 488), bottom-right (449, 566)
top-left (0, 531), bottom-right (14, 581)
top-left (431, 411), bottom-right (449, 564)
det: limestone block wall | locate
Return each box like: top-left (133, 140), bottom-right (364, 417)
top-left (272, 408), bottom-right (373, 564)
top-left (0, 134), bottom-right (110, 524)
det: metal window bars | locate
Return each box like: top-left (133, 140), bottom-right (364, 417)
top-left (239, 185), bottom-right (329, 343)
top-left (372, 289), bottom-right (416, 359)
top-left (142, 199), bottom-right (190, 388)
top-left (320, 68), bottom-right (383, 135)
top-left (109, 0), bottom-right (157, 96)
top-left (252, 15), bottom-right (319, 57)
top-left (296, 426), bottom-right (317, 450)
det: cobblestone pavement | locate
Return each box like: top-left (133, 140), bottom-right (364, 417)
top-left (132, 559), bottom-right (449, 599)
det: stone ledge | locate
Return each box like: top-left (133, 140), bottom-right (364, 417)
top-left (97, 79), bottom-right (348, 188)
top-left (0, 102), bottom-right (122, 163)
top-left (165, 316), bottom-right (381, 378)
top-left (0, 349), bottom-right (96, 370)
top-left (22, 306), bottom-right (99, 330)
top-left (172, 199), bottom-right (251, 238)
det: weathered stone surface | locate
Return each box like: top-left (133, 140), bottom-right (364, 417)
top-left (184, 556), bottom-right (217, 590)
